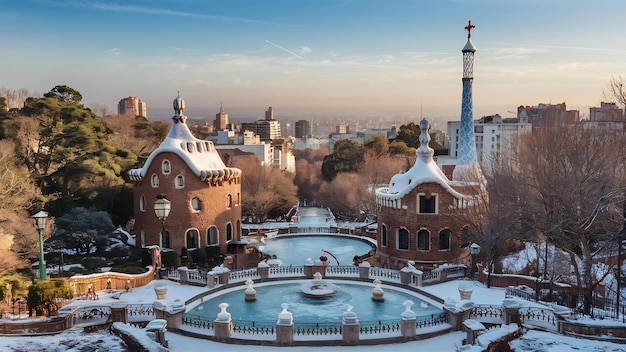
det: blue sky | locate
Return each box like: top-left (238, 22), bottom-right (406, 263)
top-left (2, 0), bottom-right (626, 120)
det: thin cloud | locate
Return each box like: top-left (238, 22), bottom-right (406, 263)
top-left (55, 0), bottom-right (304, 27)
top-left (265, 40), bottom-right (308, 61)
top-left (299, 46), bottom-right (312, 56)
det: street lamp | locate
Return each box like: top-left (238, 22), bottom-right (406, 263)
top-left (32, 210), bottom-right (48, 280)
top-left (154, 195), bottom-right (171, 267)
top-left (469, 242), bottom-right (481, 280)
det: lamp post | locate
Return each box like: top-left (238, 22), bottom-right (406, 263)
top-left (469, 242), bottom-right (481, 280)
top-left (32, 211), bottom-right (48, 280)
top-left (154, 195), bottom-right (171, 268)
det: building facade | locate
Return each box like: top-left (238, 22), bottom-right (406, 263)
top-left (294, 120), bottom-right (311, 138)
top-left (214, 102), bottom-right (229, 131)
top-left (128, 95), bottom-right (250, 269)
top-left (375, 119), bottom-right (479, 270)
top-left (118, 96), bottom-right (147, 117)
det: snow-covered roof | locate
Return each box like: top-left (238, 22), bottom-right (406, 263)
top-left (375, 118), bottom-right (470, 201)
top-left (128, 95), bottom-right (241, 184)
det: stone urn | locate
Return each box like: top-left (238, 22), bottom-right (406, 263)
top-left (154, 285), bottom-right (168, 300)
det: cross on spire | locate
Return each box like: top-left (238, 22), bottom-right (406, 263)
top-left (465, 20), bottom-right (475, 38)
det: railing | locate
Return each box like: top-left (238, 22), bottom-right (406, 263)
top-left (181, 313), bottom-right (449, 337)
top-left (296, 227), bottom-right (333, 233)
top-left (269, 266), bottom-right (304, 277)
top-left (369, 267), bottom-right (401, 283)
top-left (446, 267), bottom-right (467, 279)
top-left (325, 265), bottom-right (359, 277)
top-left (519, 307), bottom-right (558, 332)
top-left (423, 270), bottom-right (441, 283)
top-left (506, 286), bottom-right (537, 302)
top-left (469, 304), bottom-right (505, 325)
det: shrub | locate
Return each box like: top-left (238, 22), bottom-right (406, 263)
top-left (161, 250), bottom-right (178, 268)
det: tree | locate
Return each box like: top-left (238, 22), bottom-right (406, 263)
top-left (43, 85), bottom-right (82, 104)
top-left (9, 86), bottom-right (138, 214)
top-left (0, 88), bottom-right (29, 110)
top-left (293, 147), bottom-right (328, 204)
top-left (499, 126), bottom-right (626, 314)
top-left (52, 207), bottom-right (115, 255)
top-left (603, 76), bottom-right (626, 111)
top-left (0, 140), bottom-right (43, 274)
top-left (395, 122), bottom-right (421, 148)
top-left (321, 139), bottom-right (364, 181)
top-left (235, 157), bottom-right (298, 222)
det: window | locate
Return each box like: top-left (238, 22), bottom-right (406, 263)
top-left (139, 195), bottom-right (146, 212)
top-left (381, 225), bottom-right (387, 247)
top-left (162, 160), bottom-right (171, 174)
top-left (418, 194), bottom-right (437, 214)
top-left (191, 197), bottom-right (201, 211)
top-left (140, 228), bottom-right (145, 247)
top-left (207, 226), bottom-right (218, 246)
top-left (439, 229), bottom-right (451, 250)
top-left (417, 229), bottom-right (430, 250)
top-left (186, 142), bottom-right (195, 153)
top-left (161, 231), bottom-right (170, 249)
top-left (398, 228), bottom-right (409, 250)
top-left (151, 174), bottom-right (159, 187)
top-left (186, 229), bottom-right (198, 249)
top-left (176, 175), bottom-right (185, 189)
top-left (226, 223), bottom-right (233, 241)
top-left (227, 194), bottom-right (232, 208)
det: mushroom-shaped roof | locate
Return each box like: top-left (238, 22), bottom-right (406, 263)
top-left (462, 37), bottom-right (477, 53)
top-left (376, 119), bottom-right (467, 200)
top-left (128, 95), bottom-right (241, 183)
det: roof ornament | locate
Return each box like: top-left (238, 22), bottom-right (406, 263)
top-left (465, 20), bottom-right (475, 38)
top-left (172, 91), bottom-right (185, 123)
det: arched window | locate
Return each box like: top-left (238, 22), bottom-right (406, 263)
top-left (162, 160), bottom-right (171, 174)
top-left (397, 228), bottom-right (409, 250)
top-left (381, 224), bottom-right (388, 247)
top-left (176, 175), bottom-right (185, 189)
top-left (227, 194), bottom-right (232, 208)
top-left (418, 229), bottom-right (430, 251)
top-left (191, 197), bottom-right (201, 211)
top-left (207, 226), bottom-right (218, 246)
top-left (186, 142), bottom-right (195, 153)
top-left (140, 228), bottom-right (146, 247)
top-left (161, 231), bottom-right (170, 249)
top-left (439, 229), bottom-right (451, 250)
top-left (186, 229), bottom-right (198, 249)
top-left (139, 195), bottom-right (146, 212)
top-left (151, 174), bottom-right (159, 187)
top-left (226, 223), bottom-right (233, 242)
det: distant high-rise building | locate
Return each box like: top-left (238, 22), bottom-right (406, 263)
top-left (336, 124), bottom-right (350, 134)
top-left (265, 106), bottom-right (274, 121)
top-left (214, 102), bottom-right (229, 131)
top-left (589, 102), bottom-right (623, 122)
top-left (294, 120), bottom-right (311, 138)
top-left (240, 106), bottom-right (281, 142)
top-left (517, 102), bottom-right (579, 128)
top-left (118, 96), bottom-right (147, 117)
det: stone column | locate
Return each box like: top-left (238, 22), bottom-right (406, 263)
top-left (258, 262), bottom-right (270, 279)
top-left (218, 270), bottom-right (230, 285)
top-left (276, 303), bottom-right (294, 345)
top-left (207, 271), bottom-right (216, 288)
top-left (358, 262), bottom-right (370, 279)
top-left (400, 300), bottom-right (417, 339)
top-left (109, 303), bottom-right (128, 323)
top-left (214, 303), bottom-right (233, 340)
top-left (502, 298), bottom-right (521, 325)
top-left (162, 300), bottom-right (186, 330)
top-left (342, 305), bottom-right (359, 344)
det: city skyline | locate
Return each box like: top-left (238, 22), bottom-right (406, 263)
top-left (3, 0), bottom-right (626, 120)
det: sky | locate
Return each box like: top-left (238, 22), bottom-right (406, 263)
top-left (3, 0), bottom-right (626, 121)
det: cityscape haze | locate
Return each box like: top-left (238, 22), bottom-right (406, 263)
top-left (3, 1), bottom-right (626, 122)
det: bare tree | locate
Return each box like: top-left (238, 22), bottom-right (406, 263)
top-left (506, 126), bottom-right (625, 314)
top-left (603, 76), bottom-right (626, 112)
top-left (90, 103), bottom-right (111, 117)
top-left (0, 88), bottom-right (29, 110)
top-left (0, 140), bottom-right (44, 274)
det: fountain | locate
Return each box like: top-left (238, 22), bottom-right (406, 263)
top-left (244, 279), bottom-right (256, 301)
top-left (372, 279), bottom-right (384, 301)
top-left (300, 272), bottom-right (338, 298)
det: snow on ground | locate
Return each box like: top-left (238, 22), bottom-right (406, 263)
top-left (1, 279), bottom-right (626, 351)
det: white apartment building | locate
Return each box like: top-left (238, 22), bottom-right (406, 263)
top-left (446, 115), bottom-right (531, 173)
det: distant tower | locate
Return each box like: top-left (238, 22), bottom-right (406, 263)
top-left (453, 20), bottom-right (481, 182)
top-left (265, 106), bottom-right (274, 121)
top-left (214, 102), bottom-right (229, 131)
